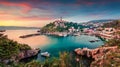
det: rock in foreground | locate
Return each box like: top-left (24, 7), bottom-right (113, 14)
top-left (74, 46), bottom-right (118, 67)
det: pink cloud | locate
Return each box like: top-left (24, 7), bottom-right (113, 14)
top-left (0, 2), bottom-right (32, 13)
top-left (17, 16), bottom-right (53, 21)
top-left (0, 13), bottom-right (53, 21)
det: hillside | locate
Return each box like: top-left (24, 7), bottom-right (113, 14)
top-left (88, 19), bottom-right (116, 23)
top-left (103, 20), bottom-right (120, 29)
top-left (89, 20), bottom-right (120, 67)
top-left (41, 20), bottom-right (82, 33)
top-left (0, 34), bottom-right (40, 67)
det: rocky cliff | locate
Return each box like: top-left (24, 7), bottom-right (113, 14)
top-left (2, 49), bottom-right (40, 64)
top-left (74, 46), bottom-right (118, 67)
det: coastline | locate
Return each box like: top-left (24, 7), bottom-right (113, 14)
top-left (19, 48), bottom-right (41, 63)
top-left (1, 29), bottom-right (106, 67)
top-left (1, 48), bottom-right (40, 64)
top-left (74, 46), bottom-right (118, 67)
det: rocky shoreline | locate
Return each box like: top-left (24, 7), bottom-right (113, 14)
top-left (74, 46), bottom-right (118, 67)
top-left (1, 48), bottom-right (40, 64)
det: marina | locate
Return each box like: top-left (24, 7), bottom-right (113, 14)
top-left (4, 30), bottom-right (104, 58)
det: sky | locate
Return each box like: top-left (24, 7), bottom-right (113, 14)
top-left (0, 0), bottom-right (120, 27)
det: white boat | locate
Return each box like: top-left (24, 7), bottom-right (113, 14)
top-left (41, 52), bottom-right (50, 57)
top-left (58, 33), bottom-right (67, 37)
top-left (73, 33), bottom-right (80, 36)
top-left (58, 33), bottom-right (63, 36)
top-left (63, 33), bottom-right (67, 37)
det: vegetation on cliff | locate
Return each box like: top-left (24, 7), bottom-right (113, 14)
top-left (41, 23), bottom-right (57, 33)
top-left (21, 52), bottom-right (91, 67)
top-left (91, 20), bottom-right (120, 67)
top-left (106, 38), bottom-right (120, 47)
top-left (41, 21), bottom-right (82, 33)
top-left (0, 34), bottom-right (31, 66)
top-left (103, 20), bottom-right (120, 29)
top-left (104, 20), bottom-right (120, 46)
top-left (0, 50), bottom-right (91, 67)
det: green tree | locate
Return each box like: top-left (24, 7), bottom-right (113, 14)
top-left (24, 60), bottom-right (41, 67)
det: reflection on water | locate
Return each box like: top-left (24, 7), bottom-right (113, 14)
top-left (39, 35), bottom-right (104, 57)
top-left (4, 30), bottom-right (51, 48)
top-left (3, 29), bottom-right (105, 66)
top-left (4, 29), bottom-right (104, 58)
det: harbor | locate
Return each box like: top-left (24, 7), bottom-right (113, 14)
top-left (4, 29), bottom-right (104, 56)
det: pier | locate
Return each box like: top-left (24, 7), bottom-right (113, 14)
top-left (19, 33), bottom-right (40, 38)
top-left (0, 30), bottom-right (6, 32)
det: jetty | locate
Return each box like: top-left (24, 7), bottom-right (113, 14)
top-left (19, 33), bottom-right (40, 38)
top-left (44, 32), bottom-right (68, 37)
top-left (0, 30), bottom-right (6, 32)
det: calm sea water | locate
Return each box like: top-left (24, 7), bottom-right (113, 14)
top-left (4, 29), bottom-right (104, 60)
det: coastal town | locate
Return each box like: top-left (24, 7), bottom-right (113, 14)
top-left (2, 17), bottom-right (117, 42)
top-left (35, 18), bottom-right (120, 41)
top-left (0, 0), bottom-right (120, 67)
top-left (1, 19), bottom-right (119, 41)
top-left (0, 19), bottom-right (120, 67)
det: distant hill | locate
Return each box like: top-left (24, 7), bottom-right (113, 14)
top-left (88, 19), bottom-right (116, 23)
top-left (0, 26), bottom-right (40, 30)
top-left (103, 20), bottom-right (120, 29)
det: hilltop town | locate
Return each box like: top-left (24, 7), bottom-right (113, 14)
top-left (40, 18), bottom-right (120, 40)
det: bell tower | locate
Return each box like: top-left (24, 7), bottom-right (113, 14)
top-left (60, 17), bottom-right (62, 21)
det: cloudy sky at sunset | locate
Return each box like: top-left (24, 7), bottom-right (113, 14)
top-left (0, 0), bottom-right (120, 27)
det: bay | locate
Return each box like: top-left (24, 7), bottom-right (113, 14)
top-left (4, 29), bottom-right (104, 60)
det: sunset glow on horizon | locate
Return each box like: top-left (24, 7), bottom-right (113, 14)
top-left (0, 20), bottom-right (51, 27)
top-left (0, 0), bottom-right (120, 27)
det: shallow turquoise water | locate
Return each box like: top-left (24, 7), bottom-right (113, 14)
top-left (37, 35), bottom-right (104, 60)
top-left (4, 30), bottom-right (104, 61)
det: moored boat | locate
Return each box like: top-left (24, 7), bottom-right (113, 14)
top-left (57, 33), bottom-right (67, 37)
top-left (73, 33), bottom-right (80, 36)
top-left (89, 39), bottom-right (100, 43)
top-left (41, 52), bottom-right (50, 57)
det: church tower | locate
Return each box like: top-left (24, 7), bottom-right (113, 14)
top-left (60, 17), bottom-right (62, 21)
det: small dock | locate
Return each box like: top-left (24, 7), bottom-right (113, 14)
top-left (19, 33), bottom-right (40, 38)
